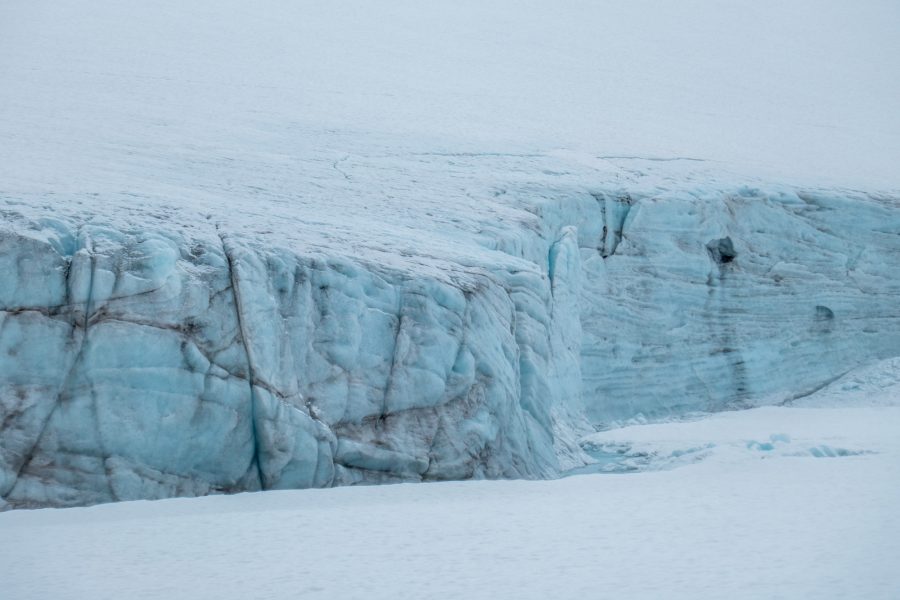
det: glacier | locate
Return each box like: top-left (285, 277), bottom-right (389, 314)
top-left (1, 183), bottom-right (898, 509)
top-left (1, 0), bottom-right (900, 509)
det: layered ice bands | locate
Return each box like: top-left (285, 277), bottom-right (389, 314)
top-left (1, 187), bottom-right (897, 508)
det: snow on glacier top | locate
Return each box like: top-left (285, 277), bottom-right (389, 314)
top-left (1, 0), bottom-right (898, 265)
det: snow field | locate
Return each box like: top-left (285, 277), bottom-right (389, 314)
top-left (3, 396), bottom-right (898, 599)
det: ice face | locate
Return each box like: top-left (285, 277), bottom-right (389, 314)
top-left (1, 186), bottom-right (897, 508)
top-left (577, 190), bottom-right (900, 424)
top-left (0, 207), bottom-right (589, 507)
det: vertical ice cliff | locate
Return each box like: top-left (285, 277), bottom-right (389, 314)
top-left (1, 187), bottom-right (898, 508)
top-left (0, 207), bottom-right (588, 508)
top-left (574, 189), bottom-right (900, 424)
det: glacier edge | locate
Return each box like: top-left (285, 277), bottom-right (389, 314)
top-left (1, 185), bottom-right (898, 508)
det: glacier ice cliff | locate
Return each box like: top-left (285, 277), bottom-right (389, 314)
top-left (1, 185), bottom-right (898, 509)
top-left (0, 200), bottom-right (587, 507)
top-left (575, 189), bottom-right (900, 422)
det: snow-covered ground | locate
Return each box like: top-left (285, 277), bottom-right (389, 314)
top-left (3, 0), bottom-right (900, 194)
top-left (2, 359), bottom-right (898, 599)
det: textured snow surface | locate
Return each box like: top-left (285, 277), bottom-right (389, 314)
top-left (3, 0), bottom-right (900, 190)
top-left (2, 0), bottom-right (900, 507)
top-left (576, 357), bottom-right (900, 474)
top-left (2, 361), bottom-right (898, 599)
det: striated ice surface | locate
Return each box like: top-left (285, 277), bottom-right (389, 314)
top-left (0, 193), bottom-right (593, 507)
top-left (577, 189), bottom-right (900, 423)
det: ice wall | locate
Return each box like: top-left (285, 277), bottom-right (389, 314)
top-left (571, 189), bottom-right (900, 423)
top-left (1, 187), bottom-right (898, 508)
top-left (0, 209), bottom-right (587, 508)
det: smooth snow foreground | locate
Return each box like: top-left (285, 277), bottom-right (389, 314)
top-left (2, 362), bottom-right (899, 600)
